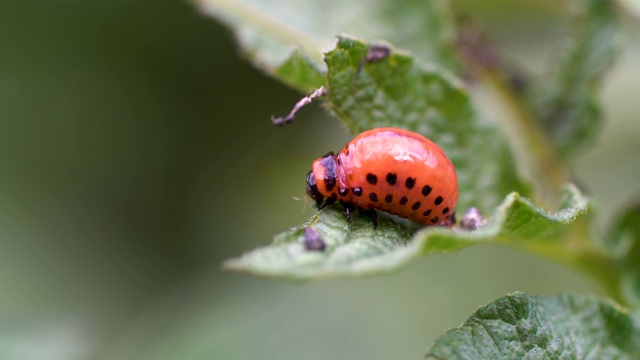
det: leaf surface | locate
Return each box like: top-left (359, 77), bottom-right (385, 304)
top-left (192, 0), bottom-right (457, 90)
top-left (427, 293), bottom-right (640, 359)
top-left (325, 37), bottom-right (527, 213)
top-left (224, 185), bottom-right (588, 281)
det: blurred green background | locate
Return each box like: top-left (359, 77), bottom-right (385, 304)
top-left (1, 1), bottom-right (639, 359)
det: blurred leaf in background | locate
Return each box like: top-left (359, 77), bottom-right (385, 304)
top-left (190, 0), bottom-right (457, 72)
top-left (526, 0), bottom-right (619, 159)
top-left (0, 0), bottom-right (320, 357)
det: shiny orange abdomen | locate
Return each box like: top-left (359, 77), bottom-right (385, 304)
top-left (310, 127), bottom-right (458, 225)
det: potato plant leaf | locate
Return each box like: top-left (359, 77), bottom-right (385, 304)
top-left (191, 0), bottom-right (457, 91)
top-left (224, 185), bottom-right (591, 281)
top-left (199, 2), bottom-right (621, 293)
top-left (427, 293), bottom-right (640, 359)
top-left (325, 36), bottom-right (528, 213)
top-left (272, 48), bottom-right (326, 92)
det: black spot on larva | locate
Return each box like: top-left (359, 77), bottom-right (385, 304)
top-left (330, 193), bottom-right (337, 200)
top-left (339, 188), bottom-right (349, 197)
top-left (366, 173), bottom-right (377, 185)
top-left (405, 177), bottom-right (416, 189)
top-left (423, 209), bottom-right (432, 216)
top-left (324, 178), bottom-right (336, 191)
top-left (385, 194), bottom-right (393, 203)
top-left (434, 196), bottom-right (443, 206)
top-left (422, 185), bottom-right (432, 196)
top-left (369, 193), bottom-right (378, 202)
top-left (353, 187), bottom-right (363, 196)
top-left (430, 216), bottom-right (439, 223)
top-left (442, 207), bottom-right (450, 214)
top-left (386, 173), bottom-right (397, 185)
top-left (411, 201), bottom-right (421, 210)
top-left (399, 196), bottom-right (408, 205)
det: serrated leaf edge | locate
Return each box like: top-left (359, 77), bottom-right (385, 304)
top-left (223, 184), bottom-right (587, 281)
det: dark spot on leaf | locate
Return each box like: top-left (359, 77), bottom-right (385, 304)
top-left (364, 45), bottom-right (391, 62)
top-left (303, 227), bottom-right (325, 251)
top-left (357, 45), bottom-right (392, 74)
top-left (422, 185), bottom-right (432, 196)
top-left (366, 173), bottom-right (377, 185)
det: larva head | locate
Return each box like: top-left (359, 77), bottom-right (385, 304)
top-left (306, 152), bottom-right (338, 202)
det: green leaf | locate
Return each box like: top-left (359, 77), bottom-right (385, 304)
top-left (224, 185), bottom-right (591, 281)
top-left (191, 0), bottom-right (457, 91)
top-left (224, 37), bottom-right (559, 281)
top-left (608, 198), bottom-right (640, 308)
top-left (527, 0), bottom-right (619, 158)
top-left (272, 48), bottom-right (326, 92)
top-left (427, 293), bottom-right (640, 359)
top-left (325, 37), bottom-right (528, 212)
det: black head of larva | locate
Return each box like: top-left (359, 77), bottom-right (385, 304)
top-left (306, 171), bottom-right (324, 202)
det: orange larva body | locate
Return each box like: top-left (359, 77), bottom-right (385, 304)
top-left (306, 127), bottom-right (458, 226)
